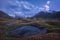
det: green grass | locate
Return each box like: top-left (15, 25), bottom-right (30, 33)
top-left (45, 22), bottom-right (60, 28)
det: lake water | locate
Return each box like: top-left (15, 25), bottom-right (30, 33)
top-left (9, 26), bottom-right (47, 37)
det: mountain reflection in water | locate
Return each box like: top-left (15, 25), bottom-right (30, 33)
top-left (9, 26), bottom-right (47, 37)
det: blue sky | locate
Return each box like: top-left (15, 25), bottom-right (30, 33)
top-left (0, 0), bottom-right (60, 10)
top-left (6, 0), bottom-right (60, 11)
top-left (0, 0), bottom-right (60, 18)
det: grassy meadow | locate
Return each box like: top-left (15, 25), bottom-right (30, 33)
top-left (0, 18), bottom-right (60, 40)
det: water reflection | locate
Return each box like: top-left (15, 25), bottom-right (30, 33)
top-left (8, 26), bottom-right (47, 37)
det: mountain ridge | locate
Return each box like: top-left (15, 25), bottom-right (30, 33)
top-left (33, 11), bottom-right (60, 19)
top-left (0, 11), bottom-right (12, 18)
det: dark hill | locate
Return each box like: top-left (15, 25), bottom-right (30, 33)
top-left (33, 11), bottom-right (60, 19)
top-left (0, 11), bottom-right (12, 18)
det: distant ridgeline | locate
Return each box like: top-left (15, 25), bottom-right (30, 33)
top-left (33, 11), bottom-right (60, 19)
top-left (0, 11), bottom-right (12, 18)
top-left (0, 11), bottom-right (60, 19)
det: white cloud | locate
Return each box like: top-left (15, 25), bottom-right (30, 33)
top-left (1, 0), bottom-right (52, 18)
top-left (39, 7), bottom-right (44, 11)
top-left (0, 0), bottom-right (40, 18)
top-left (45, 1), bottom-right (50, 11)
top-left (44, 5), bottom-right (49, 11)
top-left (20, 1), bottom-right (35, 10)
top-left (9, 1), bottom-right (39, 18)
top-left (39, 1), bottom-right (50, 11)
top-left (22, 3), bottom-right (32, 10)
top-left (15, 12), bottom-right (24, 16)
top-left (47, 1), bottom-right (50, 4)
top-left (8, 14), bottom-right (15, 18)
